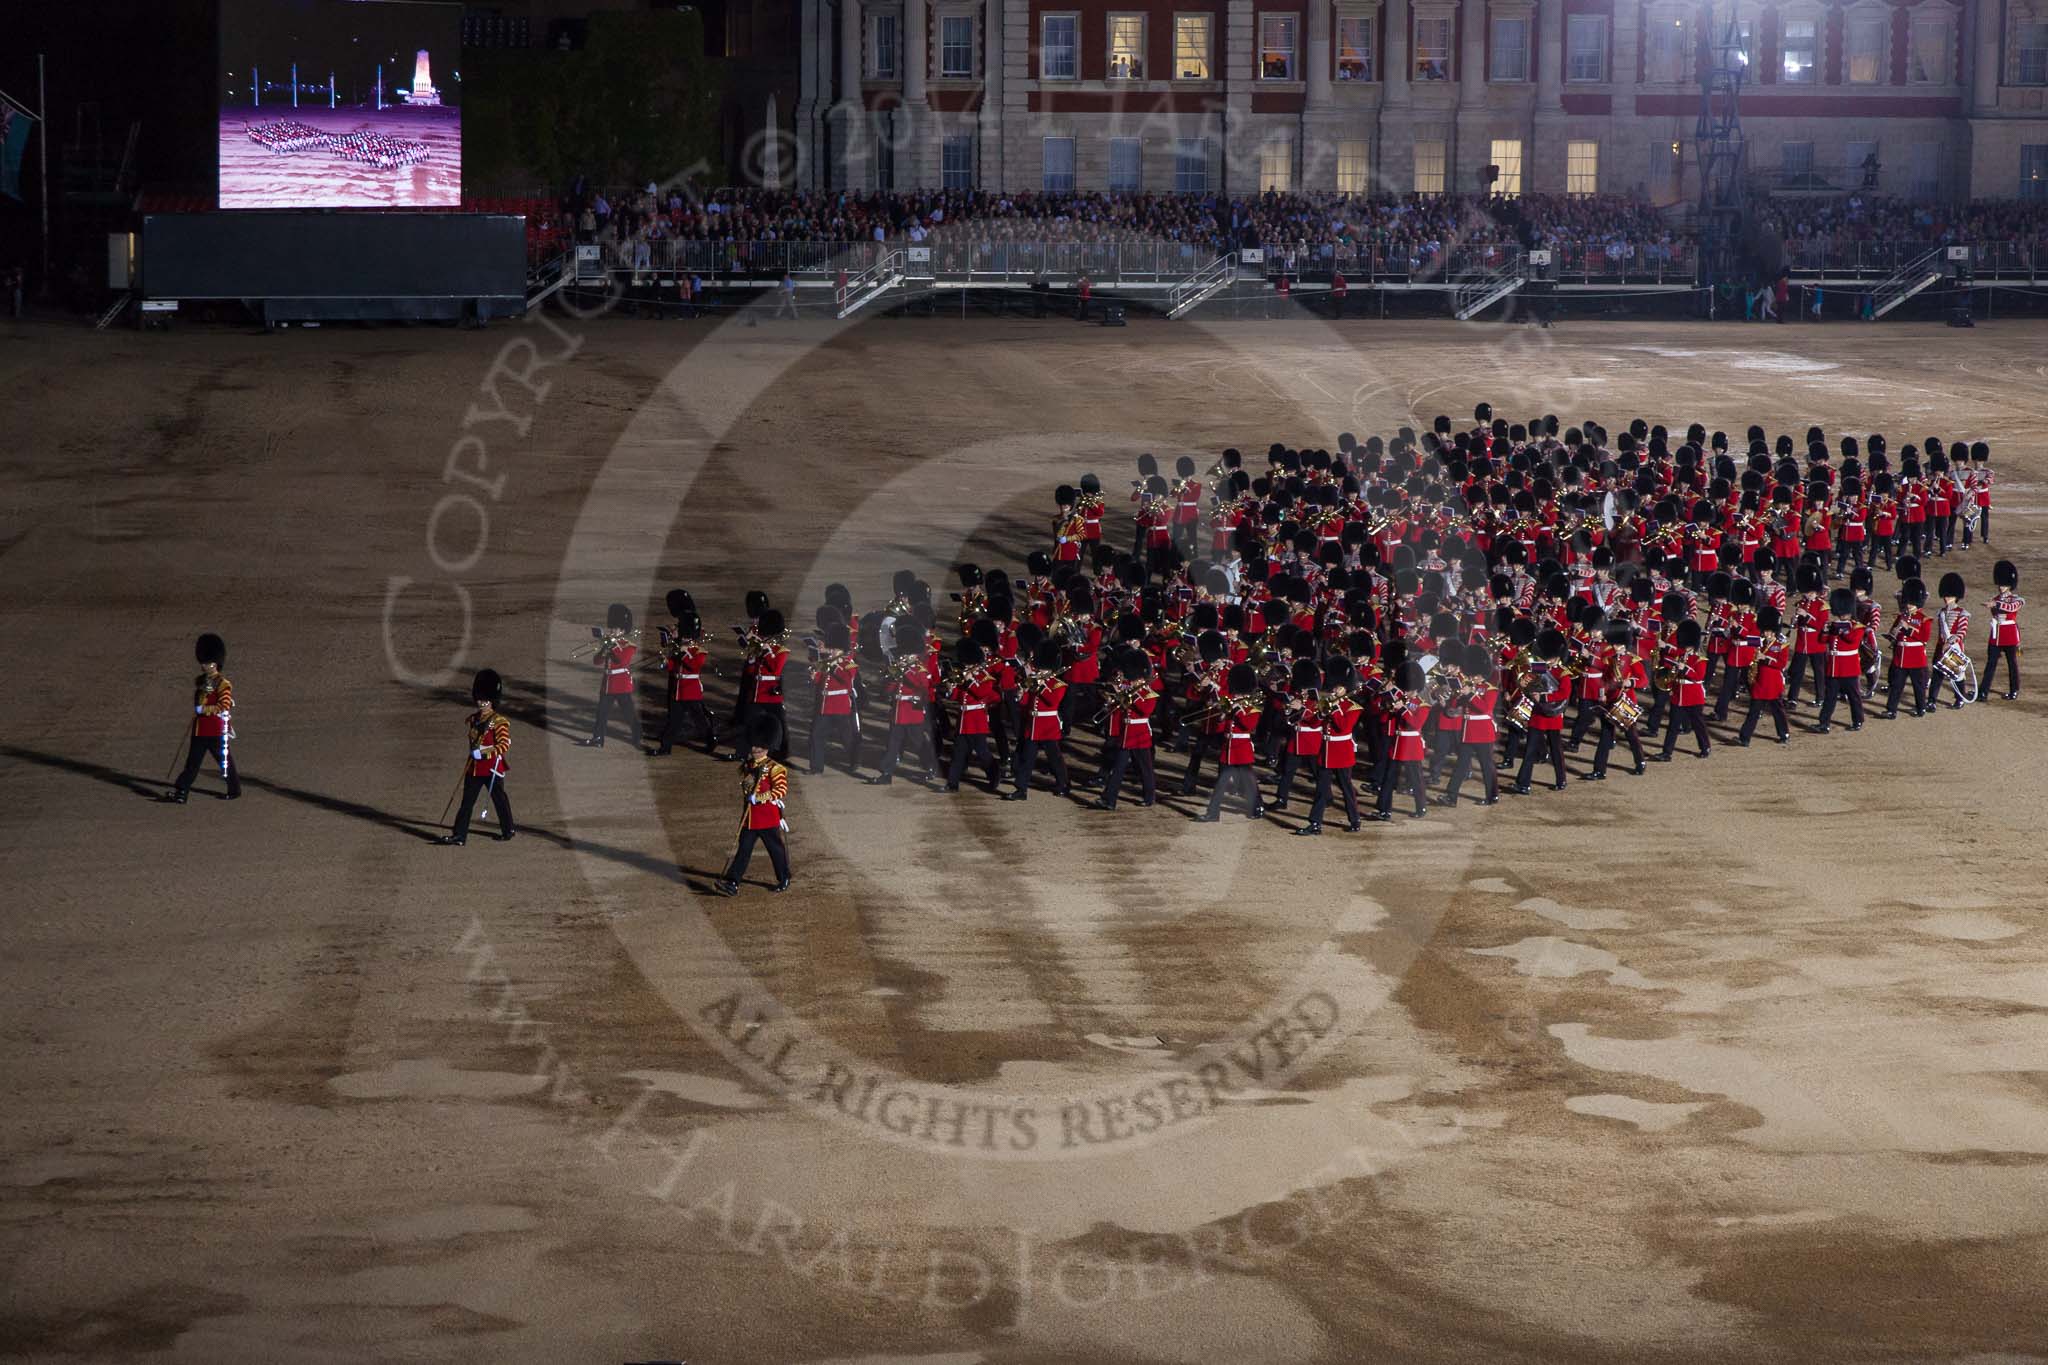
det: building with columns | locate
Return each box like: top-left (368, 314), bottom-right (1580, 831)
top-left (784, 0), bottom-right (2048, 201)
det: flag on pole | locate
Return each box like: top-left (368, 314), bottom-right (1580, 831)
top-left (0, 106), bottom-right (34, 201)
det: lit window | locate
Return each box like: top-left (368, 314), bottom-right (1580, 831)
top-left (1260, 13), bottom-right (1298, 79)
top-left (1108, 14), bottom-right (1145, 79)
top-left (1042, 15), bottom-right (1077, 79)
top-left (1567, 140), bottom-right (1598, 196)
top-left (1908, 18), bottom-right (1949, 83)
top-left (1414, 138), bottom-right (1446, 194)
top-left (1337, 14), bottom-right (1372, 80)
top-left (1175, 14), bottom-right (1212, 79)
top-left (1415, 16), bottom-right (1451, 79)
top-left (1781, 19), bottom-right (1817, 84)
top-left (941, 15), bottom-right (974, 77)
top-left (1489, 138), bottom-right (1523, 196)
top-left (1260, 135), bottom-right (1293, 190)
top-left (1566, 15), bottom-right (1605, 82)
top-left (1109, 136), bottom-right (1142, 190)
top-left (1846, 14), bottom-right (1884, 84)
top-left (1490, 18), bottom-right (1529, 81)
top-left (1337, 139), bottom-right (1370, 192)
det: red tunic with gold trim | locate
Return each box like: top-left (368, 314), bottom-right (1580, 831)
top-left (743, 758), bottom-right (790, 831)
top-left (812, 656), bottom-right (858, 716)
top-left (1460, 685), bottom-right (1499, 745)
top-left (468, 709), bottom-right (511, 779)
top-left (1749, 636), bottom-right (1790, 701)
top-left (193, 673), bottom-right (234, 738)
top-left (952, 672), bottom-right (998, 735)
top-left (893, 661), bottom-right (931, 725)
top-left (1114, 687), bottom-right (1158, 751)
top-left (668, 644), bottom-right (708, 701)
top-left (1889, 610), bottom-right (1932, 670)
top-left (753, 646), bottom-right (790, 704)
top-left (1024, 678), bottom-right (1067, 742)
top-left (1320, 697), bottom-right (1363, 768)
top-left (1989, 590), bottom-right (2024, 647)
top-left (1391, 701), bottom-right (1431, 762)
top-left (1667, 648), bottom-right (1709, 706)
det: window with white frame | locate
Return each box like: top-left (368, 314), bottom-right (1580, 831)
top-left (1108, 14), bottom-right (1146, 78)
top-left (1567, 140), bottom-right (1598, 196)
top-left (1414, 138), bottom-right (1446, 194)
top-left (1174, 137), bottom-right (1211, 190)
top-left (1845, 12), bottom-right (1885, 83)
top-left (1567, 14), bottom-right (1606, 81)
top-left (1490, 17), bottom-right (1530, 80)
top-left (1647, 13), bottom-right (1691, 82)
top-left (870, 11), bottom-right (899, 78)
top-left (1260, 135), bottom-right (1294, 190)
top-left (1415, 15), bottom-right (1451, 79)
top-left (1337, 139), bottom-right (1371, 191)
top-left (1489, 138), bottom-right (1523, 195)
top-left (1041, 14), bottom-right (1078, 79)
top-left (1175, 13), bottom-right (1212, 78)
top-left (1109, 136), bottom-right (1142, 190)
top-left (1042, 136), bottom-right (1076, 190)
top-left (942, 134), bottom-right (974, 188)
top-left (1337, 13), bottom-right (1373, 80)
top-left (1260, 13), bottom-right (1299, 79)
top-left (940, 14), bottom-right (974, 76)
top-left (1909, 141), bottom-right (1938, 197)
top-left (1781, 18), bottom-right (1817, 83)
top-left (1908, 16), bottom-right (1949, 83)
top-left (2023, 145), bottom-right (2048, 201)
top-left (2022, 21), bottom-right (2048, 84)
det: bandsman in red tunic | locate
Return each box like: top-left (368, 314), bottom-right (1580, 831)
top-left (1197, 665), bottom-right (1266, 822)
top-left (1984, 560), bottom-right (2023, 700)
top-left (1588, 617), bottom-right (1649, 778)
top-left (728, 609), bottom-right (791, 762)
top-left (942, 642), bottom-right (1006, 792)
top-left (166, 632), bottom-right (242, 803)
top-left (715, 713), bottom-right (792, 896)
top-left (1878, 578), bottom-right (1933, 719)
top-left (1933, 571), bottom-right (1972, 709)
top-left (870, 620), bottom-right (936, 785)
top-left (1711, 576), bottom-right (1760, 721)
top-left (1652, 618), bottom-right (1713, 759)
top-left (577, 602), bottom-right (641, 749)
top-left (1816, 586), bottom-right (1873, 731)
top-left (1442, 642), bottom-right (1502, 806)
top-left (1005, 643), bottom-right (1071, 801)
top-left (1785, 563), bottom-right (1829, 709)
top-left (438, 668), bottom-right (516, 845)
top-left (652, 600), bottom-right (717, 756)
top-left (1298, 661), bottom-right (1365, 833)
top-left (1094, 648), bottom-right (1159, 810)
top-left (1736, 605), bottom-right (1793, 745)
top-left (807, 620), bottom-right (862, 776)
top-left (1270, 658), bottom-right (1324, 812)
top-left (1371, 661), bottom-right (1432, 819)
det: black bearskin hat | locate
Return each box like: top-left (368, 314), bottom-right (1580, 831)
top-left (195, 632), bottom-right (226, 667)
top-left (1728, 577), bottom-right (1754, 607)
top-left (745, 711), bottom-right (783, 754)
top-left (1055, 483), bottom-right (1077, 506)
top-left (666, 589), bottom-right (696, 619)
top-left (1898, 554), bottom-right (1921, 583)
top-left (824, 620), bottom-right (852, 651)
top-left (607, 602), bottom-right (633, 632)
top-left (1757, 604), bottom-right (1782, 633)
top-left (1535, 628), bottom-right (1566, 661)
top-left (1831, 586), bottom-right (1860, 616)
top-left (1226, 662), bottom-right (1258, 694)
top-left (745, 590), bottom-right (771, 618)
top-left (1137, 453), bottom-right (1158, 477)
top-left (1290, 657), bottom-right (1320, 690)
top-left (1675, 619), bottom-right (1703, 649)
top-left (470, 668), bottom-right (503, 706)
top-left (1507, 617), bottom-right (1538, 647)
top-left (957, 563), bottom-right (984, 588)
top-left (957, 639), bottom-right (985, 665)
top-left (1026, 550), bottom-right (1053, 578)
top-left (1938, 572), bottom-right (1965, 600)
top-left (1995, 559), bottom-right (2019, 589)
top-left (1322, 659), bottom-right (1355, 690)
top-left (970, 618), bottom-right (1000, 649)
top-left (1197, 631), bottom-right (1226, 664)
top-left (1794, 563), bottom-right (1824, 594)
top-left (1032, 641), bottom-right (1062, 670)
top-left (1850, 566), bottom-right (1874, 593)
top-left (1898, 579), bottom-right (1927, 609)
top-left (758, 609), bottom-right (786, 637)
top-left (1081, 473), bottom-right (1103, 494)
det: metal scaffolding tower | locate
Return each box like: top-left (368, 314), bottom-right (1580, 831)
top-left (1695, 6), bottom-right (1749, 294)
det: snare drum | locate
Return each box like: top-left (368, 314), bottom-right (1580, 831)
top-left (1935, 640), bottom-right (1968, 680)
top-left (1506, 694), bottom-right (1535, 729)
top-left (1605, 695), bottom-right (1644, 730)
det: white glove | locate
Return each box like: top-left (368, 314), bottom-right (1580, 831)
top-left (195, 705), bottom-right (205, 715)
top-left (472, 748), bottom-right (485, 760)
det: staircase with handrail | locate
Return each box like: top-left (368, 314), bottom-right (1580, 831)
top-left (1867, 245), bottom-right (1945, 320)
top-left (1166, 253), bottom-right (1238, 320)
top-left (835, 250), bottom-right (907, 319)
top-left (1451, 255), bottom-right (1526, 321)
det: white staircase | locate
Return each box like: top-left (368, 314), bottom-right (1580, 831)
top-left (1166, 253), bottom-right (1238, 320)
top-left (1452, 258), bottom-right (1525, 321)
top-left (523, 254), bottom-right (570, 311)
top-left (94, 292), bottom-right (133, 330)
top-left (835, 250), bottom-right (906, 319)
top-left (1868, 246), bottom-right (1944, 320)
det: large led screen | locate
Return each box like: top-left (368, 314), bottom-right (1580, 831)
top-left (219, 0), bottom-right (461, 208)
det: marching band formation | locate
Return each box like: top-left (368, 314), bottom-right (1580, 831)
top-left (164, 406), bottom-right (2027, 895)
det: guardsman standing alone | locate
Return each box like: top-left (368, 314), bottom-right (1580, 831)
top-left (1984, 560), bottom-right (2023, 700)
top-left (165, 632), bottom-right (241, 803)
top-left (438, 668), bottom-right (515, 846)
top-left (716, 713), bottom-right (792, 896)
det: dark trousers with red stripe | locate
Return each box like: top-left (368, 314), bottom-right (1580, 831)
top-left (657, 698), bottom-right (717, 754)
top-left (1377, 758), bottom-right (1428, 815)
top-left (873, 719), bottom-right (931, 779)
top-left (1306, 766), bottom-right (1360, 826)
top-left (1013, 740), bottom-right (1068, 797)
top-left (452, 774), bottom-right (513, 840)
top-left (1204, 762), bottom-right (1262, 818)
top-left (945, 734), bottom-right (1002, 791)
top-left (1102, 747), bottom-right (1156, 808)
top-left (175, 735), bottom-right (240, 798)
top-left (1983, 644), bottom-right (2019, 695)
top-left (726, 827), bottom-right (791, 886)
top-left (1444, 742), bottom-right (1498, 803)
top-left (1660, 704), bottom-right (1711, 756)
top-left (1515, 731), bottom-right (1567, 788)
top-left (590, 689), bottom-right (641, 745)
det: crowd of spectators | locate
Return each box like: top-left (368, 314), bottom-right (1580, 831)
top-left (518, 180), bottom-right (2048, 275)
